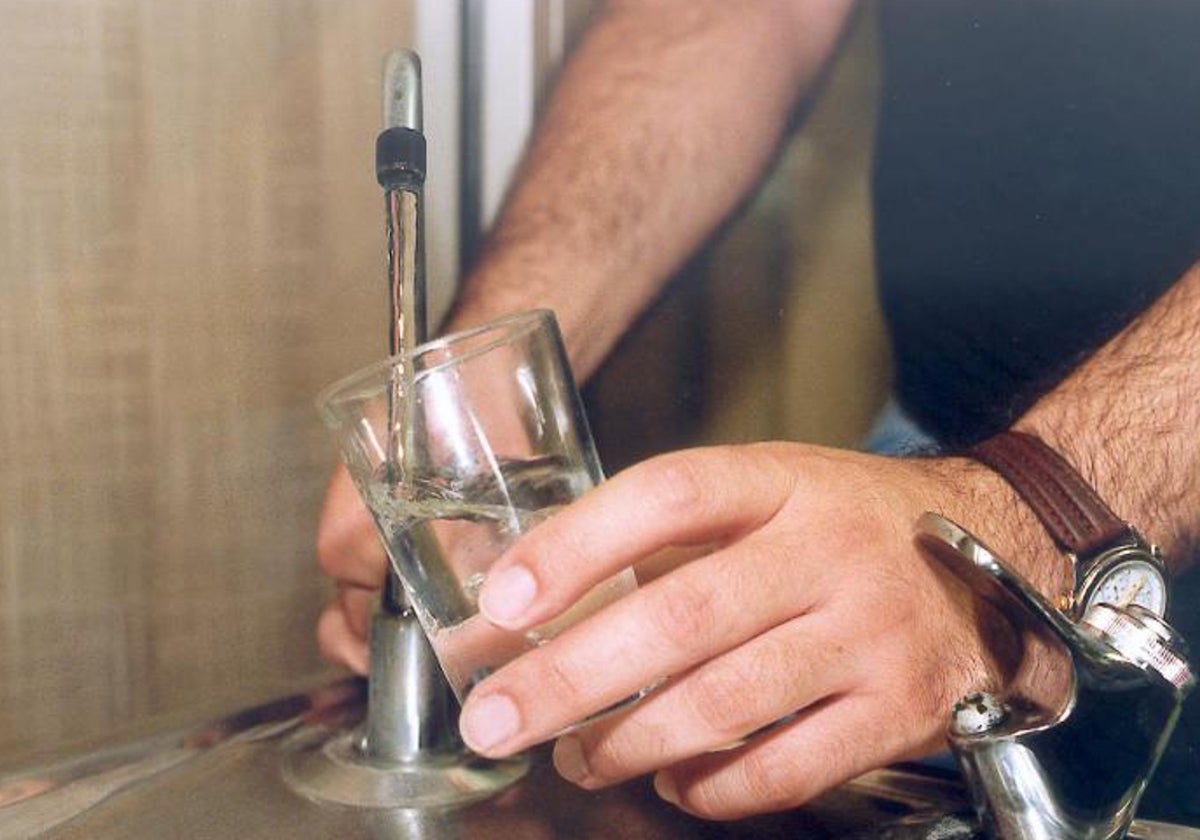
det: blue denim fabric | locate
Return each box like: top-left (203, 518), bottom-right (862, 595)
top-left (863, 399), bottom-right (940, 456)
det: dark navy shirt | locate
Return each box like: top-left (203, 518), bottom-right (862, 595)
top-left (874, 1), bottom-right (1200, 447)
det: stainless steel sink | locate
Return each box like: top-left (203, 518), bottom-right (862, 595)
top-left (1, 679), bottom-right (1196, 840)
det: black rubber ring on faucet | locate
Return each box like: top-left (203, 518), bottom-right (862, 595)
top-left (376, 126), bottom-right (427, 189)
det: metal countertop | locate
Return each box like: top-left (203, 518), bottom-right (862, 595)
top-left (1, 679), bottom-right (1195, 840)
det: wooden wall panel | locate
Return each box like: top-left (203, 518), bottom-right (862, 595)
top-left (0, 0), bottom-right (412, 756)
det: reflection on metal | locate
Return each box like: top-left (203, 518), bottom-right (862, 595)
top-left (281, 614), bottom-right (528, 808)
top-left (2, 678), bottom-right (1197, 839)
top-left (917, 513), bottom-right (1195, 840)
top-left (282, 721), bottom-right (528, 810)
top-left (362, 605), bottom-right (455, 762)
top-left (384, 49), bottom-right (424, 133)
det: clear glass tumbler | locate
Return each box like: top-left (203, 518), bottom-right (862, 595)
top-left (317, 310), bottom-right (638, 705)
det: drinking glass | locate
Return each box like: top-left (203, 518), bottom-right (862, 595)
top-left (317, 310), bottom-right (640, 712)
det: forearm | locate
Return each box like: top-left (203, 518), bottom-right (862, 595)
top-left (1016, 260), bottom-right (1200, 573)
top-left (448, 0), bottom-right (856, 378)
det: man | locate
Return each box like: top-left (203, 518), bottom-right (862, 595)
top-left (317, 0), bottom-right (1200, 822)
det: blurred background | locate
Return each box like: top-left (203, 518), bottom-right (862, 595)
top-left (0, 0), bottom-right (889, 761)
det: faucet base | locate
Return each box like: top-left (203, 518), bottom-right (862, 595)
top-left (281, 725), bottom-right (529, 809)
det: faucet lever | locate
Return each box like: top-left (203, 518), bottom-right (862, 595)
top-left (916, 512), bottom-right (1193, 840)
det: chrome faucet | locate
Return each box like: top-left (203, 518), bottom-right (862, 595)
top-left (283, 51), bottom-right (528, 807)
top-left (367, 47), bottom-right (452, 766)
top-left (917, 512), bottom-right (1194, 840)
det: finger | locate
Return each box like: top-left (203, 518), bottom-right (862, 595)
top-left (316, 598), bottom-right (370, 675)
top-left (655, 693), bottom-right (929, 820)
top-left (551, 613), bottom-right (853, 789)
top-left (316, 464), bottom-right (387, 588)
top-left (337, 583), bottom-right (376, 641)
top-left (478, 445), bottom-right (795, 630)
top-left (459, 535), bottom-right (831, 757)
top-left (633, 543), bottom-right (718, 585)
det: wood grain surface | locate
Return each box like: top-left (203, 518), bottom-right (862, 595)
top-left (0, 0), bottom-right (412, 757)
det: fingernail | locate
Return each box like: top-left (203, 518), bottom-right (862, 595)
top-left (553, 735), bottom-right (591, 785)
top-left (479, 565), bottom-right (538, 626)
top-left (461, 693), bottom-right (521, 753)
top-left (654, 772), bottom-right (681, 807)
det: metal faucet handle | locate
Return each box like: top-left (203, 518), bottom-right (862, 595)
top-left (1081, 602), bottom-right (1194, 691)
top-left (915, 512), bottom-right (1092, 656)
top-left (917, 512), bottom-right (1193, 840)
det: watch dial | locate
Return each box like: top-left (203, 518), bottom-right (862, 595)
top-left (1087, 560), bottom-right (1167, 616)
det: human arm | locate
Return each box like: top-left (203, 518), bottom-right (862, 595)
top-left (454, 262), bottom-right (1200, 817)
top-left (449, 0), bottom-right (858, 378)
top-left (1014, 269), bottom-right (1200, 569)
top-left (315, 0), bottom-right (859, 671)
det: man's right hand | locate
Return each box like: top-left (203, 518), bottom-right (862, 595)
top-left (315, 464), bottom-right (383, 675)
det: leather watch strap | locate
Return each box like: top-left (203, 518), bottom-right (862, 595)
top-left (969, 431), bottom-right (1128, 558)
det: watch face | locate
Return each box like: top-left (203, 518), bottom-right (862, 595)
top-left (1083, 558), bottom-right (1167, 616)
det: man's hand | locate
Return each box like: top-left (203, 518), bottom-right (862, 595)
top-left (315, 464), bottom-right (383, 675)
top-left (456, 442), bottom-right (1066, 819)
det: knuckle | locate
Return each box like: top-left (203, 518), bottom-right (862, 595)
top-left (650, 573), bottom-right (718, 654)
top-left (686, 661), bottom-right (759, 737)
top-left (679, 775), bottom-right (742, 820)
top-left (535, 651), bottom-right (591, 708)
top-left (316, 515), bottom-right (357, 576)
top-left (584, 720), bottom-right (666, 783)
top-left (731, 749), bottom-right (796, 814)
top-left (340, 589), bottom-right (373, 640)
top-left (825, 507), bottom-right (891, 564)
top-left (576, 741), bottom-right (618, 786)
top-left (538, 516), bottom-right (592, 582)
top-left (315, 520), bottom-right (343, 578)
top-left (316, 515), bottom-right (385, 585)
top-left (677, 744), bottom-right (812, 819)
top-left (641, 452), bottom-right (708, 519)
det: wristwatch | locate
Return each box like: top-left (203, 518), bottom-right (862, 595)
top-left (968, 430), bottom-right (1168, 620)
